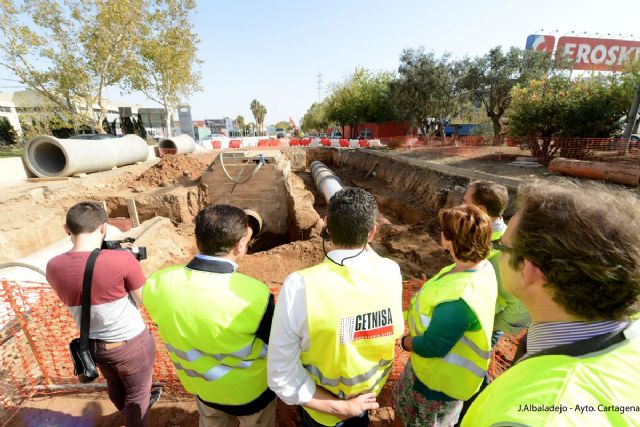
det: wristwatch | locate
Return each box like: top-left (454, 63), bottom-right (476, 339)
top-left (401, 335), bottom-right (411, 351)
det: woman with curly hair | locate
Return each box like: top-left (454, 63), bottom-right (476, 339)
top-left (395, 204), bottom-right (497, 427)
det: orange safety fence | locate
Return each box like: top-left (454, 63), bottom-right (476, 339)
top-left (0, 279), bottom-right (191, 425)
top-left (378, 134), bottom-right (640, 164)
top-left (1, 278), bottom-right (522, 424)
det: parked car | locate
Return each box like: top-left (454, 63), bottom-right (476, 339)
top-left (67, 133), bottom-right (116, 140)
top-left (276, 128), bottom-right (286, 138)
top-left (330, 131), bottom-right (342, 139)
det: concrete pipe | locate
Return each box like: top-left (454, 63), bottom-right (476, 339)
top-left (158, 134), bottom-right (196, 155)
top-left (23, 134), bottom-right (149, 178)
top-left (243, 209), bottom-right (264, 237)
top-left (310, 161), bottom-right (344, 203)
top-left (549, 157), bottom-right (640, 186)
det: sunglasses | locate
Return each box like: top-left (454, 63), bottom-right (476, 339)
top-left (493, 241), bottom-right (514, 254)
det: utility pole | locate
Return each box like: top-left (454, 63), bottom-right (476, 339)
top-left (316, 71), bottom-right (323, 103)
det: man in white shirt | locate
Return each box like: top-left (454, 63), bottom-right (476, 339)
top-left (268, 187), bottom-right (404, 427)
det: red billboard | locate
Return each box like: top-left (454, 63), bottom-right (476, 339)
top-left (556, 36), bottom-right (640, 71)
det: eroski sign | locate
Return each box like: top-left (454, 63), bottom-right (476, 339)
top-left (526, 35), bottom-right (640, 72)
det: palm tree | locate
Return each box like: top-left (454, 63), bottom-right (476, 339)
top-left (250, 100), bottom-right (260, 131)
top-left (250, 100), bottom-right (267, 134)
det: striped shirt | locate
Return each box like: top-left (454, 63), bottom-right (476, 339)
top-left (525, 320), bottom-right (628, 358)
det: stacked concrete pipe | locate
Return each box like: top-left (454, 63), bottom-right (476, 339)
top-left (23, 134), bottom-right (149, 178)
top-left (158, 134), bottom-right (196, 155)
top-left (310, 161), bottom-right (344, 203)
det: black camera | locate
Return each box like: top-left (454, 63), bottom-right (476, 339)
top-left (101, 237), bottom-right (147, 261)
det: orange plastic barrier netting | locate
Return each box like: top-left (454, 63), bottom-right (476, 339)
top-left (0, 279), bottom-right (190, 424)
top-left (1, 279), bottom-right (522, 423)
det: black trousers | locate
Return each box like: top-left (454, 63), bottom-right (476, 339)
top-left (299, 407), bottom-right (369, 427)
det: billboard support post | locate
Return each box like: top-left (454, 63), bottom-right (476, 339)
top-left (623, 83), bottom-right (640, 147)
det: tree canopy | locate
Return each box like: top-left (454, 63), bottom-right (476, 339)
top-left (0, 0), bottom-right (201, 134)
top-left (389, 49), bottom-right (463, 137)
top-left (458, 46), bottom-right (557, 136)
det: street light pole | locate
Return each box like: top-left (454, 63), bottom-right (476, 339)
top-left (623, 83), bottom-right (640, 141)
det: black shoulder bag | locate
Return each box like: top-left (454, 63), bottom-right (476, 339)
top-left (69, 249), bottom-right (100, 383)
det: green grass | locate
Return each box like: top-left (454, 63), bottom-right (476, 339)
top-left (0, 145), bottom-right (23, 158)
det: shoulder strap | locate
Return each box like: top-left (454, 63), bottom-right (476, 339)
top-left (517, 329), bottom-right (626, 363)
top-left (79, 249), bottom-right (101, 350)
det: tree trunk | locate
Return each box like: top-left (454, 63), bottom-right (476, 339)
top-left (491, 116), bottom-right (502, 138)
top-left (165, 109), bottom-right (173, 137)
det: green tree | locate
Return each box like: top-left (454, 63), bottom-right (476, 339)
top-left (508, 75), bottom-right (634, 161)
top-left (458, 46), bottom-right (557, 137)
top-left (126, 0), bottom-right (201, 136)
top-left (389, 49), bottom-right (463, 138)
top-left (250, 100), bottom-right (267, 133)
top-left (322, 67), bottom-right (394, 137)
top-left (301, 102), bottom-right (329, 134)
top-left (0, 0), bottom-right (147, 133)
top-left (235, 115), bottom-right (246, 134)
top-left (0, 117), bottom-right (18, 145)
top-left (275, 120), bottom-right (290, 130)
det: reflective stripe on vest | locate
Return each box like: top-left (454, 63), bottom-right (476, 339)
top-left (142, 266), bottom-right (271, 405)
top-left (408, 262), bottom-right (497, 400)
top-left (304, 358), bottom-right (392, 390)
top-left (462, 322), bottom-right (640, 427)
top-left (299, 257), bottom-right (404, 426)
top-left (166, 342), bottom-right (267, 362)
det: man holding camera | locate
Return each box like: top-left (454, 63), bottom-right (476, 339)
top-left (143, 205), bottom-right (276, 427)
top-left (46, 201), bottom-right (158, 427)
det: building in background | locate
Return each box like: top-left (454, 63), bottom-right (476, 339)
top-left (178, 105), bottom-right (195, 138)
top-left (0, 92), bottom-right (22, 136)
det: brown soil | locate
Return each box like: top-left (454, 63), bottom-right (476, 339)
top-left (136, 154), bottom-right (210, 188)
top-left (1, 147), bottom-right (533, 426)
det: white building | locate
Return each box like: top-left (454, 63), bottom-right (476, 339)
top-left (0, 92), bottom-right (23, 135)
top-left (9, 90), bottom-right (144, 133)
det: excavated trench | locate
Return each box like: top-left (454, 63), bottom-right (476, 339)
top-left (1, 147), bottom-right (478, 426)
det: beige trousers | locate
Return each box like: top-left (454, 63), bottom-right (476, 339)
top-left (196, 398), bottom-right (276, 427)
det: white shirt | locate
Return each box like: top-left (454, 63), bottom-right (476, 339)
top-left (267, 248), bottom-right (403, 405)
top-left (193, 253), bottom-right (238, 271)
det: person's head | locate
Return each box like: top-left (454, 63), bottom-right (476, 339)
top-left (195, 205), bottom-right (252, 259)
top-left (439, 204), bottom-right (492, 263)
top-left (326, 187), bottom-right (377, 248)
top-left (500, 182), bottom-right (640, 321)
top-left (65, 201), bottom-right (108, 237)
top-left (464, 180), bottom-right (509, 218)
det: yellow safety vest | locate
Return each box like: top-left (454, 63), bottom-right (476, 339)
top-left (299, 257), bottom-right (404, 426)
top-left (408, 262), bottom-right (497, 401)
top-left (462, 322), bottom-right (640, 427)
top-left (143, 266), bottom-right (270, 405)
top-left (489, 226), bottom-right (529, 331)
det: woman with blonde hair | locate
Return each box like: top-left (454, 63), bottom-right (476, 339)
top-left (395, 204), bottom-right (497, 426)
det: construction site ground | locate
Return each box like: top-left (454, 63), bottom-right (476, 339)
top-left (0, 145), bottom-right (629, 426)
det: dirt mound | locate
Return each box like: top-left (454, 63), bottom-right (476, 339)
top-left (136, 154), bottom-right (209, 187)
top-left (238, 238), bottom-right (325, 288)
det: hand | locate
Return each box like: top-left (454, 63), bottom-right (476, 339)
top-left (339, 393), bottom-right (379, 420)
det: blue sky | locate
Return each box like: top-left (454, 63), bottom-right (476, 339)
top-left (1, 0), bottom-right (639, 125)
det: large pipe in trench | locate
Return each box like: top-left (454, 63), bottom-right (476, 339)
top-left (23, 134), bottom-right (149, 178)
top-left (310, 161), bottom-right (344, 203)
top-left (158, 134), bottom-right (196, 155)
top-left (0, 224), bottom-right (124, 283)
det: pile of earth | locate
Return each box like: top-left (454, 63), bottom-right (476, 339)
top-left (136, 154), bottom-right (209, 187)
